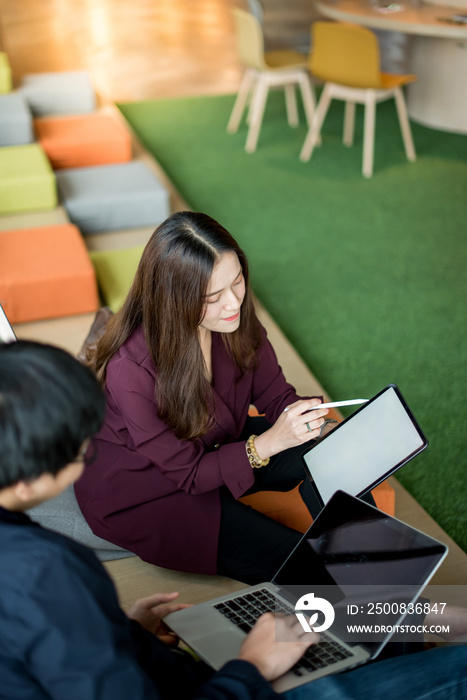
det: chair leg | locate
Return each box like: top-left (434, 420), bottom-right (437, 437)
top-left (343, 101), bottom-right (356, 147)
top-left (362, 91), bottom-right (376, 178)
top-left (297, 74), bottom-right (321, 146)
top-left (284, 84), bottom-right (299, 127)
top-left (245, 77), bottom-right (269, 153)
top-left (227, 69), bottom-right (255, 134)
top-left (394, 87), bottom-right (416, 162)
top-left (299, 83), bottom-right (332, 162)
top-left (297, 73), bottom-right (316, 129)
top-left (246, 85), bottom-right (255, 125)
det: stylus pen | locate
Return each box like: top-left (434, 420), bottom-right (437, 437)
top-left (283, 399), bottom-right (368, 412)
top-left (309, 399), bottom-right (369, 410)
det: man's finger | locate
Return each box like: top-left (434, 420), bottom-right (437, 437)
top-left (135, 592), bottom-right (180, 608)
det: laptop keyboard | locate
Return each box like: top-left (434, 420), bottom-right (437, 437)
top-left (213, 587), bottom-right (354, 675)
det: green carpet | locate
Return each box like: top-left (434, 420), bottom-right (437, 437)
top-left (118, 92), bottom-right (467, 552)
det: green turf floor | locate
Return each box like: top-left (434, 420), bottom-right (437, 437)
top-left (118, 92), bottom-right (467, 552)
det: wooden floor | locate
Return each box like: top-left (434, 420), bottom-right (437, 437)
top-left (1, 0), bottom-right (466, 606)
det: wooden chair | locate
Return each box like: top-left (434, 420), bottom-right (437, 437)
top-left (228, 8), bottom-right (317, 153)
top-left (300, 22), bottom-right (417, 177)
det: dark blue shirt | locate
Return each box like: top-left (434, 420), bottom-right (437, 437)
top-left (0, 506), bottom-right (278, 700)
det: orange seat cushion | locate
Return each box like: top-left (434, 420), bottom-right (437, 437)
top-left (34, 114), bottom-right (132, 169)
top-left (239, 485), bottom-right (312, 533)
top-left (0, 225), bottom-right (99, 323)
top-left (239, 480), bottom-right (395, 533)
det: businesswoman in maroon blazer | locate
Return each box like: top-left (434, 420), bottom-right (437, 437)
top-left (75, 211), bottom-right (329, 583)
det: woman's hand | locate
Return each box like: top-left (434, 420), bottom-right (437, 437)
top-left (238, 613), bottom-right (319, 681)
top-left (254, 399), bottom-right (329, 460)
top-left (127, 592), bottom-right (191, 645)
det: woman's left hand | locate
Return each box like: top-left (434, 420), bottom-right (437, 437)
top-left (128, 591), bottom-right (191, 644)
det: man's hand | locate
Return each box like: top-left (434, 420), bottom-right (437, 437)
top-left (128, 592), bottom-right (191, 645)
top-left (237, 613), bottom-right (319, 681)
top-left (425, 605), bottom-right (467, 641)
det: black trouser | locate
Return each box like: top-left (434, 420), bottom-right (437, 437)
top-left (216, 416), bottom-right (375, 585)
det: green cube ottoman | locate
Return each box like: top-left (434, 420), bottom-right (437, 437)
top-left (90, 245), bottom-right (145, 311)
top-left (0, 52), bottom-right (12, 94)
top-left (0, 144), bottom-right (57, 214)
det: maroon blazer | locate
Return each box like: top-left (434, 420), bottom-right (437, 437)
top-left (75, 324), bottom-right (302, 574)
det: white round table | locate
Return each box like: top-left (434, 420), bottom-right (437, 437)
top-left (315, 0), bottom-right (467, 133)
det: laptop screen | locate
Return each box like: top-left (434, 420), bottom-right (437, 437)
top-left (301, 385), bottom-right (427, 505)
top-left (274, 491), bottom-right (446, 589)
top-left (0, 305), bottom-right (17, 344)
top-left (273, 491), bottom-right (447, 654)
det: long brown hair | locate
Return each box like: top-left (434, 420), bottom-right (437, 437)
top-left (88, 212), bottom-right (263, 440)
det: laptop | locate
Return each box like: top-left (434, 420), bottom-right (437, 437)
top-left (0, 304), bottom-right (17, 344)
top-left (165, 491), bottom-right (447, 693)
top-left (301, 384), bottom-right (427, 508)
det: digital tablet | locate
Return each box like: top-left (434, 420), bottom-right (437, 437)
top-left (301, 384), bottom-right (427, 507)
top-left (0, 304), bottom-right (16, 344)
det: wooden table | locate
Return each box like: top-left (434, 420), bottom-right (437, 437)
top-left (315, 0), bottom-right (467, 133)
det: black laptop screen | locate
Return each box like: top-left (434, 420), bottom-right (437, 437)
top-left (273, 491), bottom-right (446, 589)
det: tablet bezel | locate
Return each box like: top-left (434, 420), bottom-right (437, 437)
top-left (0, 304), bottom-right (17, 344)
top-left (300, 384), bottom-right (428, 508)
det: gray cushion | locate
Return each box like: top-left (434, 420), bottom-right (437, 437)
top-left (19, 71), bottom-right (96, 116)
top-left (27, 484), bottom-right (134, 561)
top-left (0, 93), bottom-right (33, 146)
top-left (56, 161), bottom-right (170, 234)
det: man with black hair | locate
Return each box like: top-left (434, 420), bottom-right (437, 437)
top-left (0, 341), bottom-right (465, 700)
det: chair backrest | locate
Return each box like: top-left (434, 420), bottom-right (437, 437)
top-left (310, 22), bottom-right (383, 89)
top-left (232, 8), bottom-right (267, 72)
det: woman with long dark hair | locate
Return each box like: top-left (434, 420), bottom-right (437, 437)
top-left (75, 211), bottom-right (330, 583)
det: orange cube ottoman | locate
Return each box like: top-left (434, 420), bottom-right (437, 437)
top-left (0, 224), bottom-right (99, 323)
top-left (34, 113), bottom-right (132, 170)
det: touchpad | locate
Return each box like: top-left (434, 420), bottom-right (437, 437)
top-left (190, 629), bottom-right (245, 669)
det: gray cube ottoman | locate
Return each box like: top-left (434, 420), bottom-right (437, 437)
top-left (0, 93), bottom-right (34, 146)
top-left (27, 484), bottom-right (134, 561)
top-left (56, 161), bottom-right (170, 234)
top-left (20, 71), bottom-right (96, 116)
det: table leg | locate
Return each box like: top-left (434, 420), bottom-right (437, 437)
top-left (407, 35), bottom-right (467, 134)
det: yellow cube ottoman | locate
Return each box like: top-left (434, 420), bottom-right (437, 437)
top-left (0, 52), bottom-right (12, 93)
top-left (0, 144), bottom-right (56, 214)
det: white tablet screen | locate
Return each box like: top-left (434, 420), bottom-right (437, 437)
top-left (302, 386), bottom-right (426, 505)
top-left (0, 305), bottom-right (16, 344)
